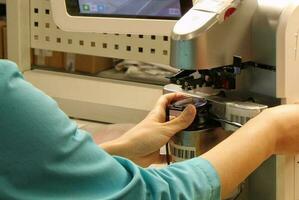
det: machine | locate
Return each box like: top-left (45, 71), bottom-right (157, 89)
top-left (50, 0), bottom-right (299, 199)
top-left (166, 0), bottom-right (299, 199)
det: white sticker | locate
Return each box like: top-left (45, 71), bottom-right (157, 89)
top-left (169, 141), bottom-right (197, 162)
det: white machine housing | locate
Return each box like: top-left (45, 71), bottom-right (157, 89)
top-left (170, 0), bottom-right (299, 100)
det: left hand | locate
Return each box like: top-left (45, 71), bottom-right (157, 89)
top-left (101, 93), bottom-right (196, 167)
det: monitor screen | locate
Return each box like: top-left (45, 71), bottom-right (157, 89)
top-left (76, 0), bottom-right (185, 19)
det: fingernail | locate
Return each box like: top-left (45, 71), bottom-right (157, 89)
top-left (185, 104), bottom-right (194, 113)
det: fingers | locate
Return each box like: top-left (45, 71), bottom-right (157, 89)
top-left (164, 104), bottom-right (197, 135)
top-left (147, 93), bottom-right (187, 121)
top-left (154, 93), bottom-right (186, 111)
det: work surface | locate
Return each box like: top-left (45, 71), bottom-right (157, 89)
top-left (75, 119), bottom-right (135, 144)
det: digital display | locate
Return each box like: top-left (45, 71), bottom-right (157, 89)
top-left (78, 0), bottom-right (183, 18)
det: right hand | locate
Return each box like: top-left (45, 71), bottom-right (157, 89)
top-left (101, 93), bottom-right (197, 167)
top-left (248, 104), bottom-right (299, 155)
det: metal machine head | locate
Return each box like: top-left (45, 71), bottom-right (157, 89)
top-left (170, 0), bottom-right (292, 70)
top-left (169, 0), bottom-right (298, 93)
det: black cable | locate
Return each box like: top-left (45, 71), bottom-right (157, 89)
top-left (166, 143), bottom-right (170, 165)
top-left (165, 108), bottom-right (171, 165)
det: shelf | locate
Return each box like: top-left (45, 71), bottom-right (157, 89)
top-left (24, 69), bottom-right (163, 123)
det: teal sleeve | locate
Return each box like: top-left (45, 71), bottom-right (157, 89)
top-left (0, 60), bottom-right (221, 200)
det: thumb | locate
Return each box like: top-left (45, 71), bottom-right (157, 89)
top-left (165, 104), bottom-right (197, 135)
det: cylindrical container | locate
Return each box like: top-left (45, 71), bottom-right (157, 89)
top-left (167, 97), bottom-right (228, 162)
top-left (169, 127), bottom-right (229, 162)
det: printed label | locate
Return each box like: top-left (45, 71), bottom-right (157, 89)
top-left (169, 141), bottom-right (197, 161)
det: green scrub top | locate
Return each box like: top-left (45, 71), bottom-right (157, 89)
top-left (0, 60), bottom-right (221, 200)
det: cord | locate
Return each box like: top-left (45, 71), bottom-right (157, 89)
top-left (166, 143), bottom-right (171, 165)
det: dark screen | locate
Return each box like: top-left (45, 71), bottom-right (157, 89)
top-left (78, 0), bottom-right (183, 18)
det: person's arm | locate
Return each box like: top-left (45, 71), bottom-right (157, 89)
top-left (202, 105), bottom-right (299, 198)
top-left (0, 60), bottom-right (219, 200)
top-left (201, 118), bottom-right (274, 198)
top-left (4, 60), bottom-right (299, 200)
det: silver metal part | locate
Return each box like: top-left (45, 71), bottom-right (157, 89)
top-left (209, 98), bottom-right (267, 131)
top-left (211, 117), bottom-right (242, 128)
top-left (169, 127), bottom-right (228, 162)
top-left (170, 0), bottom-right (292, 70)
top-left (164, 84), bottom-right (268, 132)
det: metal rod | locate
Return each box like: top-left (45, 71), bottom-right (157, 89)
top-left (211, 117), bottom-right (243, 128)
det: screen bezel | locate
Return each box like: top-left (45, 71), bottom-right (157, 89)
top-left (65, 0), bottom-right (193, 20)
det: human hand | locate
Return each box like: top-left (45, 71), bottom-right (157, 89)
top-left (101, 93), bottom-right (196, 167)
top-left (92, 124), bottom-right (136, 144)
